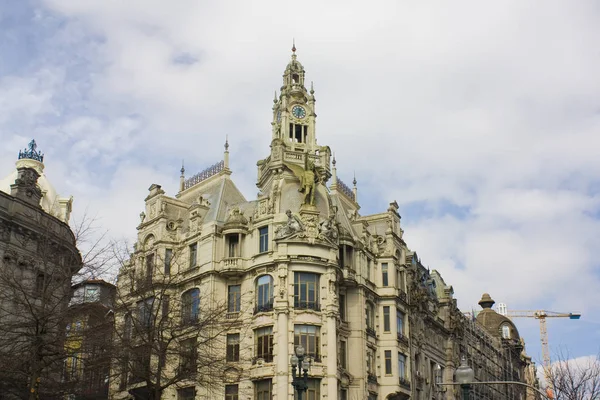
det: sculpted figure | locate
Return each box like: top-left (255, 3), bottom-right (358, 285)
top-left (319, 214), bottom-right (338, 240)
top-left (284, 158), bottom-right (320, 206)
top-left (275, 209), bottom-right (304, 239)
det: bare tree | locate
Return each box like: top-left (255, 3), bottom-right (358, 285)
top-left (544, 351), bottom-right (600, 400)
top-left (110, 244), bottom-right (250, 400)
top-left (0, 212), bottom-right (82, 399)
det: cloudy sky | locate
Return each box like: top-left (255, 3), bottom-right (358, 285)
top-left (1, 0), bottom-right (599, 367)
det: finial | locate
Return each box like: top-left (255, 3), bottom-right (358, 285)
top-left (180, 160), bottom-right (185, 176)
top-left (273, 90), bottom-right (278, 103)
top-left (225, 135), bottom-right (229, 151)
top-left (18, 139), bottom-right (44, 162)
top-left (332, 153), bottom-right (336, 167)
top-left (310, 81), bottom-right (314, 95)
top-left (353, 172), bottom-right (357, 186)
top-left (292, 38), bottom-right (296, 54)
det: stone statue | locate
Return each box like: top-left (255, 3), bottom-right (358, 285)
top-left (319, 214), bottom-right (338, 240)
top-left (275, 209), bottom-right (303, 239)
top-left (284, 158), bottom-right (320, 206)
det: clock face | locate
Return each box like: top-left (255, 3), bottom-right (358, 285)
top-left (292, 105), bottom-right (306, 119)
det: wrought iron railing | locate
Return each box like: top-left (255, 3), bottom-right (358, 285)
top-left (294, 301), bottom-right (321, 311)
top-left (183, 160), bottom-right (224, 190)
top-left (366, 327), bottom-right (377, 337)
top-left (399, 377), bottom-right (411, 389)
top-left (397, 332), bottom-right (409, 346)
top-left (336, 178), bottom-right (355, 201)
top-left (254, 302), bottom-right (274, 314)
top-left (367, 373), bottom-right (378, 383)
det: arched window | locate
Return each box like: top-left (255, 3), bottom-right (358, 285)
top-left (256, 275), bottom-right (274, 313)
top-left (182, 288), bottom-right (200, 325)
top-left (501, 324), bottom-right (511, 339)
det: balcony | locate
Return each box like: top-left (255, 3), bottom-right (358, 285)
top-left (254, 302), bottom-right (274, 314)
top-left (397, 332), bottom-right (409, 347)
top-left (366, 327), bottom-right (377, 338)
top-left (219, 257), bottom-right (245, 276)
top-left (399, 377), bottom-right (411, 390)
top-left (251, 354), bottom-right (274, 365)
top-left (367, 373), bottom-right (378, 383)
top-left (397, 289), bottom-right (408, 304)
top-left (294, 301), bottom-right (321, 311)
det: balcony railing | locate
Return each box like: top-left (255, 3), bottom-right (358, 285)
top-left (367, 373), bottom-right (378, 383)
top-left (366, 327), bottom-right (376, 337)
top-left (251, 354), bottom-right (274, 364)
top-left (397, 290), bottom-right (408, 303)
top-left (399, 377), bottom-right (411, 389)
top-left (397, 332), bottom-right (409, 346)
top-left (294, 301), bottom-right (320, 311)
top-left (254, 302), bottom-right (274, 314)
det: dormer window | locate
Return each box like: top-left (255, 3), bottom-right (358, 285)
top-left (501, 324), bottom-right (511, 339)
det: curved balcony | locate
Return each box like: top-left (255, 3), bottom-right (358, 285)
top-left (218, 257), bottom-right (246, 276)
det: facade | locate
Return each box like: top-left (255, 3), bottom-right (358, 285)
top-left (111, 49), bottom-right (537, 400)
top-left (0, 141), bottom-right (82, 398)
top-left (65, 279), bottom-right (116, 399)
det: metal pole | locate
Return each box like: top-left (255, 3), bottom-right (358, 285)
top-left (461, 384), bottom-right (469, 400)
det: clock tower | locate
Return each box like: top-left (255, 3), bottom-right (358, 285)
top-left (257, 45), bottom-right (331, 200)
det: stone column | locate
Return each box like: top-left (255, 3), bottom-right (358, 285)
top-left (276, 310), bottom-right (289, 398)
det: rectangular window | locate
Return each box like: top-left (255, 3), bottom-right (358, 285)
top-left (228, 285), bottom-right (241, 313)
top-left (341, 389), bottom-right (348, 400)
top-left (294, 325), bottom-right (320, 361)
top-left (384, 350), bottom-right (392, 375)
top-left (383, 306), bottom-right (391, 332)
top-left (180, 338), bottom-right (197, 375)
top-left (182, 289), bottom-right (200, 325)
top-left (145, 253), bottom-right (154, 284)
top-left (226, 333), bottom-right (240, 362)
top-left (339, 340), bottom-right (347, 369)
top-left (398, 353), bottom-right (407, 378)
top-left (124, 313), bottom-right (132, 341)
top-left (255, 379), bottom-right (272, 400)
top-left (339, 293), bottom-right (346, 321)
top-left (177, 387), bottom-right (195, 400)
top-left (366, 258), bottom-right (371, 281)
top-left (162, 295), bottom-right (170, 318)
top-left (397, 309), bottom-right (405, 336)
top-left (366, 349), bottom-right (375, 374)
top-left (294, 272), bottom-right (319, 310)
top-left (131, 345), bottom-right (150, 383)
top-left (259, 226), bottom-right (269, 253)
top-left (137, 297), bottom-right (154, 328)
top-left (164, 248), bottom-right (173, 274)
top-left (382, 263), bottom-right (389, 286)
top-left (189, 243), bottom-right (197, 268)
top-left (255, 326), bottom-right (274, 362)
top-left (225, 384), bottom-right (239, 400)
top-left (397, 269), bottom-right (405, 290)
top-left (227, 234), bottom-right (239, 257)
top-left (35, 273), bottom-right (45, 295)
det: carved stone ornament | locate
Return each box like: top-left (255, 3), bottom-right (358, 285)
top-left (298, 212), bottom-right (319, 244)
top-left (225, 206), bottom-right (248, 227)
top-left (275, 209), bottom-right (304, 239)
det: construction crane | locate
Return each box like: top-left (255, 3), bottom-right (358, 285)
top-left (498, 303), bottom-right (581, 398)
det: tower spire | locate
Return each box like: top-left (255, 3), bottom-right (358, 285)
top-left (353, 172), bottom-right (358, 202)
top-left (179, 160), bottom-right (185, 192)
top-left (331, 153), bottom-right (337, 185)
top-left (224, 136), bottom-right (230, 170)
top-left (292, 38), bottom-right (296, 54)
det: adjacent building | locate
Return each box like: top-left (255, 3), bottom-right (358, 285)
top-left (0, 141), bottom-right (82, 398)
top-left (110, 49), bottom-right (537, 400)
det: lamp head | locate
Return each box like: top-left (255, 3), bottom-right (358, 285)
top-left (295, 345), bottom-right (305, 357)
top-left (290, 354), bottom-right (298, 367)
top-left (302, 359), bottom-right (310, 370)
top-left (455, 356), bottom-right (474, 385)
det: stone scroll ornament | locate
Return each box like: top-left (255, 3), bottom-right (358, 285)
top-left (283, 159), bottom-right (321, 206)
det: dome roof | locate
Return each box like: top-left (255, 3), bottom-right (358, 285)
top-left (0, 143), bottom-right (73, 223)
top-left (475, 293), bottom-right (520, 340)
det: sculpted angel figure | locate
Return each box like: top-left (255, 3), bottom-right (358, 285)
top-left (283, 158), bottom-right (320, 206)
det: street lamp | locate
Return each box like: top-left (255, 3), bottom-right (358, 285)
top-left (291, 345), bottom-right (310, 400)
top-left (455, 356), bottom-right (474, 400)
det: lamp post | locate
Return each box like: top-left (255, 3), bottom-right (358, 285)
top-left (290, 345), bottom-right (310, 400)
top-left (455, 356), bottom-right (474, 400)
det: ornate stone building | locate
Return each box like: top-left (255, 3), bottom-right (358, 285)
top-left (0, 141), bottom-right (82, 398)
top-left (110, 49), bottom-right (536, 400)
